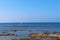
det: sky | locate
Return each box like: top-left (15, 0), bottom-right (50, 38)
top-left (0, 0), bottom-right (60, 22)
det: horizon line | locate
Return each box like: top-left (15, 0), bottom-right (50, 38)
top-left (0, 22), bottom-right (60, 23)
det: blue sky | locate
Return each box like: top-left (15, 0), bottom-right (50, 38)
top-left (0, 0), bottom-right (60, 22)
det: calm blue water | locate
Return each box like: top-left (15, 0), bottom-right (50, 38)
top-left (0, 22), bottom-right (60, 27)
top-left (0, 22), bottom-right (60, 39)
top-left (0, 22), bottom-right (60, 32)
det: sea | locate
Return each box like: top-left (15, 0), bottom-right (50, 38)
top-left (0, 22), bottom-right (60, 40)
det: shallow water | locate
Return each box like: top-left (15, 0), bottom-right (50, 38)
top-left (0, 23), bottom-right (60, 40)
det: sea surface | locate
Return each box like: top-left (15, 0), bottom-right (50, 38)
top-left (0, 22), bottom-right (60, 40)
